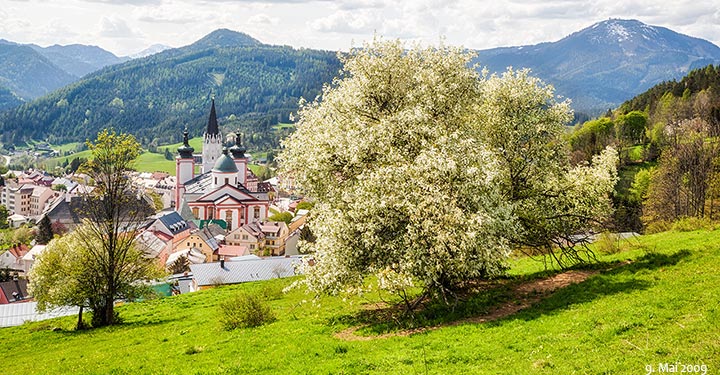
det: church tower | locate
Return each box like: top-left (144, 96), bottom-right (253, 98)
top-left (229, 130), bottom-right (248, 186)
top-left (175, 127), bottom-right (195, 209)
top-left (202, 98), bottom-right (223, 174)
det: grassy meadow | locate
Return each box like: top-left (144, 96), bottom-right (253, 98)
top-left (42, 137), bottom-right (268, 176)
top-left (0, 229), bottom-right (718, 374)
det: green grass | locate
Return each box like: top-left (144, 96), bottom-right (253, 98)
top-left (40, 138), bottom-right (276, 177)
top-left (135, 153), bottom-right (175, 174)
top-left (51, 142), bottom-right (82, 152)
top-left (159, 137), bottom-right (203, 153)
top-left (272, 122), bottom-right (295, 130)
top-left (2, 229), bottom-right (718, 374)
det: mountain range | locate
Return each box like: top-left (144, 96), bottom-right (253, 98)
top-left (0, 39), bottom-right (127, 108)
top-left (0, 29), bottom-right (341, 148)
top-left (474, 19), bottom-right (720, 114)
top-left (0, 19), bottom-right (719, 146)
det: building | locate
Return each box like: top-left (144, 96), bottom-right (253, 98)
top-left (225, 221), bottom-right (289, 256)
top-left (172, 226), bottom-right (220, 262)
top-left (0, 184), bottom-right (33, 216)
top-left (174, 99), bottom-right (271, 232)
top-left (0, 244), bottom-right (30, 272)
top-left (189, 256), bottom-right (300, 290)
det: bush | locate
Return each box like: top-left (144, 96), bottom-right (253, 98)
top-left (671, 217), bottom-right (716, 232)
top-left (219, 293), bottom-right (276, 330)
top-left (595, 231), bottom-right (621, 255)
top-left (644, 220), bottom-right (671, 234)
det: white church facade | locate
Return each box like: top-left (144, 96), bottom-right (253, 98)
top-left (174, 99), bottom-right (270, 231)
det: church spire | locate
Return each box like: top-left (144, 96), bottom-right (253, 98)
top-left (207, 97), bottom-right (219, 135)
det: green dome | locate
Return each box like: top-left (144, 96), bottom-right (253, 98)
top-left (212, 148), bottom-right (238, 173)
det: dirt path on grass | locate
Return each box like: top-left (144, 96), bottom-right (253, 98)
top-left (334, 269), bottom-right (599, 341)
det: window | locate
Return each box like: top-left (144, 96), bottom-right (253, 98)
top-left (235, 234), bottom-right (240, 240)
top-left (187, 242), bottom-right (190, 247)
top-left (225, 178), bottom-right (229, 185)
top-left (214, 177), bottom-right (217, 185)
top-left (192, 207), bottom-right (199, 219)
top-left (250, 244), bottom-right (255, 249)
top-left (242, 235), bottom-right (248, 240)
top-left (254, 206), bottom-right (260, 219)
top-left (225, 211), bottom-right (233, 230)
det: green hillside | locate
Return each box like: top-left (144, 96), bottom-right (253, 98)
top-left (1, 229), bottom-right (717, 374)
top-left (0, 29), bottom-right (341, 150)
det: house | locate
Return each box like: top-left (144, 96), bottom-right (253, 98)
top-left (0, 244), bottom-right (29, 272)
top-left (30, 185), bottom-right (56, 218)
top-left (259, 221), bottom-right (289, 256)
top-left (172, 226), bottom-right (220, 262)
top-left (165, 248), bottom-right (206, 269)
top-left (136, 230), bottom-right (174, 266)
top-left (21, 245), bottom-right (46, 273)
top-left (7, 213), bottom-right (30, 228)
top-left (225, 221), bottom-right (289, 256)
top-left (146, 211), bottom-right (192, 240)
top-left (0, 279), bottom-right (29, 304)
top-left (0, 183), bottom-right (33, 216)
top-left (174, 100), bottom-right (271, 232)
top-left (225, 222), bottom-right (266, 254)
top-left (216, 244), bottom-right (250, 259)
top-left (189, 256), bottom-right (301, 290)
top-left (44, 192), bottom-right (156, 230)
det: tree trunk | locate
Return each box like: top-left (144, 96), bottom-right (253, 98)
top-left (76, 306), bottom-right (84, 330)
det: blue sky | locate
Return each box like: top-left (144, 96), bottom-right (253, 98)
top-left (1, 0), bottom-right (718, 56)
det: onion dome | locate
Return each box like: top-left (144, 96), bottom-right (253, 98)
top-left (229, 130), bottom-right (247, 159)
top-left (177, 128), bottom-right (194, 159)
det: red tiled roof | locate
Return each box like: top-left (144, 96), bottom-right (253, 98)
top-left (8, 244), bottom-right (29, 259)
top-left (217, 245), bottom-right (250, 257)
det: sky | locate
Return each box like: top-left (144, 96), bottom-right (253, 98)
top-left (0, 0), bottom-right (718, 56)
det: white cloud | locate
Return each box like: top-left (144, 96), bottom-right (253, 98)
top-left (248, 13), bottom-right (280, 26)
top-left (310, 10), bottom-right (380, 34)
top-left (99, 16), bottom-right (142, 38)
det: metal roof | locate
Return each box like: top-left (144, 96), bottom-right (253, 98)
top-left (0, 302), bottom-right (78, 328)
top-left (190, 256), bottom-right (302, 286)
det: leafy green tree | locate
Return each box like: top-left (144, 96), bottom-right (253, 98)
top-left (281, 40), bottom-right (617, 308)
top-left (0, 205), bottom-right (8, 229)
top-left (268, 211), bottom-right (293, 225)
top-left (11, 226), bottom-right (35, 245)
top-left (30, 227), bottom-right (97, 329)
top-left (616, 111), bottom-right (648, 146)
top-left (70, 129), bottom-right (163, 327)
top-left (36, 215), bottom-right (54, 245)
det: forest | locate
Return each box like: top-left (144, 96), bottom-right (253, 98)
top-left (569, 64), bottom-right (720, 232)
top-left (0, 43), bottom-right (341, 151)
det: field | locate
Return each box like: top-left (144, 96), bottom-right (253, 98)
top-left (42, 138), bottom-right (270, 176)
top-left (0, 229), bottom-right (717, 374)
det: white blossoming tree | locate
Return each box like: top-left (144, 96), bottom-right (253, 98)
top-left (280, 40), bottom-right (617, 307)
top-left (475, 70), bottom-right (618, 266)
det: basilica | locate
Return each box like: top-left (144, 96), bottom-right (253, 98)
top-left (174, 100), bottom-right (271, 231)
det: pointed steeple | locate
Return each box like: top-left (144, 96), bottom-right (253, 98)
top-left (207, 97), bottom-right (219, 135)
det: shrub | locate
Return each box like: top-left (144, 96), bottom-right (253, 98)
top-left (644, 220), bottom-right (671, 234)
top-left (595, 231), bottom-right (621, 255)
top-left (219, 293), bottom-right (276, 330)
top-left (671, 217), bottom-right (716, 232)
